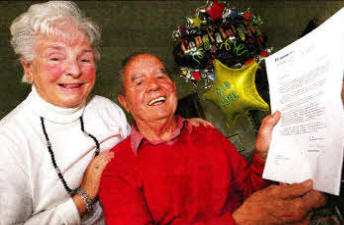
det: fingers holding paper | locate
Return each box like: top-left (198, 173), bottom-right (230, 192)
top-left (232, 179), bottom-right (326, 225)
top-left (255, 111), bottom-right (281, 161)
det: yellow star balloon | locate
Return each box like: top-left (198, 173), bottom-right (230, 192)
top-left (192, 16), bottom-right (202, 28)
top-left (201, 59), bottom-right (269, 127)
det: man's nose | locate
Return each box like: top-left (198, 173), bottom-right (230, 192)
top-left (66, 59), bottom-right (81, 78)
top-left (147, 77), bottom-right (159, 91)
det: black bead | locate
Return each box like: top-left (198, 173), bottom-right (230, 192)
top-left (40, 116), bottom-right (100, 196)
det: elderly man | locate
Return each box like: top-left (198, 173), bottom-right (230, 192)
top-left (99, 53), bottom-right (325, 225)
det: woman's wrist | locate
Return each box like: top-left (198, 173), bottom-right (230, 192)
top-left (72, 186), bottom-right (95, 215)
top-left (77, 186), bottom-right (94, 212)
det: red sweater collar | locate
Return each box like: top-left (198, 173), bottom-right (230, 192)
top-left (130, 115), bottom-right (192, 155)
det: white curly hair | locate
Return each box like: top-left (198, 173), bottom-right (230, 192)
top-left (10, 1), bottom-right (101, 81)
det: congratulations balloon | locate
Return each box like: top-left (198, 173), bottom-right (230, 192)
top-left (201, 59), bottom-right (269, 127)
top-left (172, 2), bottom-right (268, 82)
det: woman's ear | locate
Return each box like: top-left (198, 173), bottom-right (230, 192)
top-left (20, 58), bottom-right (33, 83)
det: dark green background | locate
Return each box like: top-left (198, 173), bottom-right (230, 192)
top-left (1, 0), bottom-right (343, 156)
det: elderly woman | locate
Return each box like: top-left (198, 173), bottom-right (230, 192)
top-left (0, 1), bottom-right (130, 224)
top-left (0, 2), bottom-right (210, 224)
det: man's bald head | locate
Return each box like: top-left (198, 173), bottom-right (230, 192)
top-left (118, 53), bottom-right (172, 95)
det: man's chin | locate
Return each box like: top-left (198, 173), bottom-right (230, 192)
top-left (144, 112), bottom-right (176, 122)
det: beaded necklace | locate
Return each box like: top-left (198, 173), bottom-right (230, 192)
top-left (40, 116), bottom-right (100, 196)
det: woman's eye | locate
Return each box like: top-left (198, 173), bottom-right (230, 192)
top-left (48, 54), bottom-right (63, 62)
top-left (136, 81), bottom-right (142, 86)
top-left (81, 59), bottom-right (90, 63)
top-left (80, 53), bottom-right (94, 63)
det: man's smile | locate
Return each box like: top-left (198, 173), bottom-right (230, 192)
top-left (147, 96), bottom-right (166, 106)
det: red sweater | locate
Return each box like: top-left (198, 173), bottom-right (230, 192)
top-left (100, 120), bottom-right (267, 225)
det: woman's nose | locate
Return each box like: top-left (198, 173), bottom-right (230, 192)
top-left (66, 60), bottom-right (81, 78)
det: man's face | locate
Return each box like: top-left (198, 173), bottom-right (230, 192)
top-left (118, 54), bottom-right (177, 123)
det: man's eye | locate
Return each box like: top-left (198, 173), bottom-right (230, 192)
top-left (50, 57), bottom-right (59, 61)
top-left (136, 81), bottom-right (142, 86)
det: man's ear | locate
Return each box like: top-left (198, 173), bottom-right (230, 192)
top-left (172, 80), bottom-right (177, 93)
top-left (20, 58), bottom-right (33, 83)
top-left (118, 94), bottom-right (130, 113)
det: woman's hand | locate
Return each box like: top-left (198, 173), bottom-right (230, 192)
top-left (73, 151), bottom-right (114, 215)
top-left (187, 117), bottom-right (214, 128)
top-left (81, 151), bottom-right (114, 199)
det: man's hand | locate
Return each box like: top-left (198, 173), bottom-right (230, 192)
top-left (232, 180), bottom-right (326, 225)
top-left (255, 111), bottom-right (281, 161)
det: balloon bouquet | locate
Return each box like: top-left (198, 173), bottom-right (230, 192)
top-left (172, 0), bottom-right (270, 126)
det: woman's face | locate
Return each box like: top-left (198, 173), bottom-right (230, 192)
top-left (22, 25), bottom-right (96, 108)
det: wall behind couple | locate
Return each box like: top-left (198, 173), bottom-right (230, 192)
top-left (0, 0), bottom-right (343, 155)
